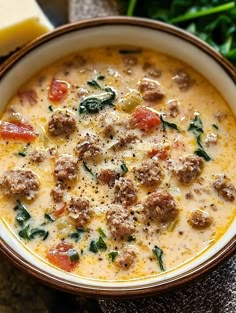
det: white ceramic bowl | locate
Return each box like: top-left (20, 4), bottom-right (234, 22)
top-left (0, 17), bottom-right (235, 298)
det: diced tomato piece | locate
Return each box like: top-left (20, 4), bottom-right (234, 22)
top-left (0, 121), bottom-right (37, 142)
top-left (148, 148), bottom-right (169, 160)
top-left (132, 106), bottom-right (160, 131)
top-left (18, 89), bottom-right (37, 105)
top-left (48, 79), bottom-right (69, 102)
top-left (53, 204), bottom-right (66, 217)
top-left (47, 242), bottom-right (79, 272)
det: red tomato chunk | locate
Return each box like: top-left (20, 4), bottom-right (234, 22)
top-left (148, 148), bottom-right (169, 160)
top-left (47, 242), bottom-right (79, 272)
top-left (48, 79), bottom-right (69, 102)
top-left (132, 106), bottom-right (160, 131)
top-left (0, 121), bottom-right (37, 142)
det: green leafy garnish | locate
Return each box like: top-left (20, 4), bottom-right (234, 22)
top-left (48, 105), bottom-right (53, 112)
top-left (212, 124), bottom-right (219, 130)
top-left (89, 240), bottom-right (99, 253)
top-left (96, 236), bottom-right (107, 251)
top-left (97, 227), bottom-right (106, 238)
top-left (89, 236), bottom-right (107, 253)
top-left (17, 144), bottom-right (30, 157)
top-left (121, 1), bottom-right (236, 65)
top-left (18, 226), bottom-right (48, 241)
top-left (69, 228), bottom-right (86, 242)
top-left (14, 201), bottom-right (49, 241)
top-left (29, 228), bottom-right (49, 240)
top-left (83, 161), bottom-right (97, 179)
top-left (69, 232), bottom-right (81, 242)
top-left (160, 115), bottom-right (179, 132)
top-left (44, 213), bottom-right (55, 223)
top-left (97, 75), bottom-right (105, 80)
top-left (18, 152), bottom-right (26, 157)
top-left (188, 116), bottom-right (203, 136)
top-left (18, 225), bottom-right (30, 240)
top-left (87, 80), bottom-right (102, 89)
top-left (68, 249), bottom-right (79, 262)
top-left (14, 201), bottom-right (31, 226)
top-left (195, 147), bottom-right (211, 161)
top-left (152, 245), bottom-right (165, 272)
top-left (79, 87), bottom-right (116, 114)
top-left (188, 116), bottom-right (211, 161)
top-left (128, 235), bottom-right (136, 242)
top-left (120, 162), bottom-right (128, 174)
top-left (108, 251), bottom-right (119, 262)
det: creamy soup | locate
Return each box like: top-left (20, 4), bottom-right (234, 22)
top-left (0, 47), bottom-right (235, 281)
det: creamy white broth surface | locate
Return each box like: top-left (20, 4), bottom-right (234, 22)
top-left (0, 47), bottom-right (235, 280)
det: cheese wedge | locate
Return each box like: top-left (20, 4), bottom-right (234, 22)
top-left (0, 0), bottom-right (54, 56)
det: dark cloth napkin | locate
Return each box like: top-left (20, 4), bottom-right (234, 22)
top-left (69, 1), bottom-right (236, 312)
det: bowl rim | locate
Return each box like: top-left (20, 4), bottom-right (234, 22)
top-left (0, 16), bottom-right (235, 298)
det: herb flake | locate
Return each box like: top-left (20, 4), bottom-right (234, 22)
top-left (188, 116), bottom-right (211, 161)
top-left (212, 124), bottom-right (219, 130)
top-left (120, 162), bottom-right (128, 174)
top-left (30, 228), bottom-right (49, 240)
top-left (96, 236), bottom-right (107, 251)
top-left (160, 115), bottom-right (179, 132)
top-left (14, 201), bottom-right (31, 226)
top-left (152, 245), bottom-right (165, 272)
top-left (87, 80), bottom-right (102, 89)
top-left (68, 249), bottom-right (79, 262)
top-left (194, 147), bottom-right (211, 161)
top-left (89, 240), bottom-right (99, 253)
top-left (97, 227), bottom-right (106, 238)
top-left (79, 87), bottom-right (116, 114)
top-left (108, 251), bottom-right (118, 262)
top-left (83, 161), bottom-right (97, 179)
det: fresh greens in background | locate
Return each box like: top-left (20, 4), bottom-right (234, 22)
top-left (121, 0), bottom-right (236, 65)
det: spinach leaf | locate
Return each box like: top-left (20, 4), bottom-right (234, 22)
top-left (188, 116), bottom-right (211, 161)
top-left (160, 115), bottom-right (179, 132)
top-left (121, 0), bottom-right (236, 65)
top-left (69, 228), bottom-right (86, 243)
top-left (14, 201), bottom-right (31, 226)
top-left (152, 245), bottom-right (165, 272)
top-left (89, 240), bottom-right (99, 253)
top-left (30, 228), bottom-right (49, 240)
top-left (120, 162), bottom-right (128, 174)
top-left (79, 87), bottom-right (116, 114)
top-left (68, 249), bottom-right (79, 262)
top-left (188, 116), bottom-right (203, 136)
top-left (69, 232), bottom-right (81, 242)
top-left (97, 75), bottom-right (105, 80)
top-left (128, 235), bottom-right (136, 242)
top-left (17, 143), bottom-right (30, 157)
top-left (89, 236), bottom-right (107, 253)
top-left (48, 105), bottom-right (53, 112)
top-left (97, 227), bottom-right (106, 238)
top-left (96, 236), bottom-right (107, 251)
top-left (87, 80), bottom-right (102, 89)
top-left (44, 213), bottom-right (55, 223)
top-left (18, 225), bottom-right (30, 240)
top-left (212, 124), bottom-right (219, 130)
top-left (18, 152), bottom-right (26, 157)
top-left (83, 161), bottom-right (97, 179)
top-left (108, 251), bottom-right (118, 262)
top-left (195, 147), bottom-right (211, 161)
